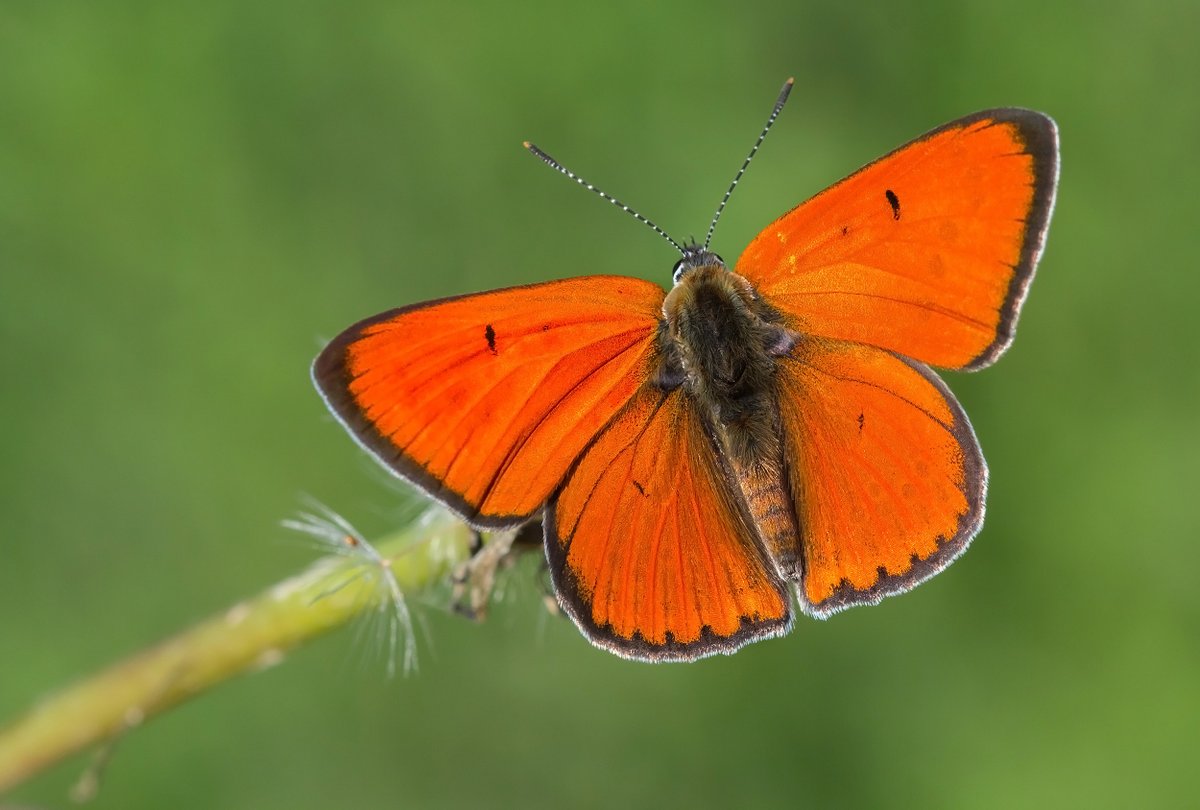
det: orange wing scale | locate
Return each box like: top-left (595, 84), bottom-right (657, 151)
top-left (313, 277), bottom-right (664, 527)
top-left (777, 338), bottom-right (985, 615)
top-left (547, 386), bottom-right (791, 660)
top-left (737, 110), bottom-right (1058, 370)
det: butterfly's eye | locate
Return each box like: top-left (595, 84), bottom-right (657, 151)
top-left (672, 259), bottom-right (689, 284)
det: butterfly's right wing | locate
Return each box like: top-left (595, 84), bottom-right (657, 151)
top-left (313, 276), bottom-right (665, 528)
top-left (736, 109), bottom-right (1058, 371)
top-left (774, 337), bottom-right (986, 617)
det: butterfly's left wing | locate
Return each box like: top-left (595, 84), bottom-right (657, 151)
top-left (776, 338), bottom-right (986, 616)
top-left (546, 385), bottom-right (792, 661)
top-left (736, 109), bottom-right (1058, 371)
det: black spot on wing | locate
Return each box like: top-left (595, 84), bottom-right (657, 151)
top-left (885, 189), bottom-right (900, 220)
top-left (484, 323), bottom-right (497, 355)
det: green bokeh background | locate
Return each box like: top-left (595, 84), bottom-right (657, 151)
top-left (2, 2), bottom-right (1197, 807)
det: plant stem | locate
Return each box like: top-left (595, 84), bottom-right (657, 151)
top-left (0, 506), bottom-right (474, 793)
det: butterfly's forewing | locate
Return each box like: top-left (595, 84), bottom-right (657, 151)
top-left (776, 338), bottom-right (985, 615)
top-left (313, 277), bottom-right (664, 528)
top-left (737, 109), bottom-right (1058, 371)
top-left (546, 385), bottom-right (792, 660)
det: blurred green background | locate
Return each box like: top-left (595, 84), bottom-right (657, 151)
top-left (2, 1), bottom-right (1197, 807)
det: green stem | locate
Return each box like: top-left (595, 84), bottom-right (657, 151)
top-left (0, 506), bottom-right (474, 794)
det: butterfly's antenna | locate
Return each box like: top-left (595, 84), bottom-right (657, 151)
top-left (524, 141), bottom-right (686, 256)
top-left (703, 77), bottom-right (794, 251)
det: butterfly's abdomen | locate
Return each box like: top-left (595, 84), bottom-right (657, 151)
top-left (723, 418), bottom-right (801, 580)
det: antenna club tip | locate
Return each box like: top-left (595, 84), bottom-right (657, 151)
top-left (785, 76), bottom-right (795, 86)
top-left (522, 140), bottom-right (533, 150)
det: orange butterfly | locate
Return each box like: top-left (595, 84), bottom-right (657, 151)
top-left (313, 80), bottom-right (1059, 661)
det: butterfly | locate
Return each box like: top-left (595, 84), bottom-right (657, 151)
top-left (312, 79), bottom-right (1059, 662)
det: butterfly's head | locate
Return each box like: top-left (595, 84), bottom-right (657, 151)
top-left (671, 245), bottom-right (726, 285)
top-left (663, 262), bottom-right (759, 336)
top-left (662, 260), bottom-right (769, 368)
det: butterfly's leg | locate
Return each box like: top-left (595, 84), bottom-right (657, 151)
top-left (449, 520), bottom-right (540, 620)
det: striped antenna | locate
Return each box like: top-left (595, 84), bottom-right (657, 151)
top-left (524, 141), bottom-right (686, 255)
top-left (702, 77), bottom-right (795, 250)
